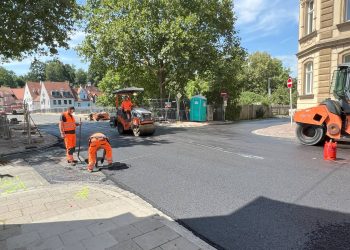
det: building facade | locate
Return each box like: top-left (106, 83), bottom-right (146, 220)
top-left (40, 81), bottom-right (75, 110)
top-left (297, 0), bottom-right (350, 109)
top-left (23, 82), bottom-right (41, 111)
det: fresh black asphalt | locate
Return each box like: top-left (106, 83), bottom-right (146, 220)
top-left (19, 115), bottom-right (350, 249)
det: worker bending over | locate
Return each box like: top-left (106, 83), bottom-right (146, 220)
top-left (59, 107), bottom-right (80, 165)
top-left (121, 95), bottom-right (133, 120)
top-left (87, 132), bottom-right (113, 172)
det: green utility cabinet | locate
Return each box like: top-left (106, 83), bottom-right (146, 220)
top-left (190, 95), bottom-right (207, 122)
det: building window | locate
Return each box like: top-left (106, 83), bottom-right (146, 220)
top-left (306, 0), bottom-right (314, 35)
top-left (344, 54), bottom-right (350, 63)
top-left (346, 0), bottom-right (350, 21)
top-left (78, 103), bottom-right (81, 107)
top-left (64, 100), bottom-right (67, 105)
top-left (68, 100), bottom-right (72, 104)
top-left (58, 100), bottom-right (61, 105)
top-left (53, 100), bottom-right (57, 105)
top-left (305, 62), bottom-right (313, 95)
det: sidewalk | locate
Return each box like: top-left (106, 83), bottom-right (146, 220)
top-left (0, 162), bottom-right (215, 250)
top-left (252, 123), bottom-right (296, 139)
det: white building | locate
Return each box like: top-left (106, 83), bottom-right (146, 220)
top-left (40, 81), bottom-right (75, 109)
top-left (73, 86), bottom-right (91, 108)
top-left (23, 82), bottom-right (41, 111)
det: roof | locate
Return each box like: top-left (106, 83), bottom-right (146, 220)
top-left (0, 86), bottom-right (14, 98)
top-left (112, 87), bottom-right (144, 94)
top-left (42, 81), bottom-right (74, 99)
top-left (11, 88), bottom-right (25, 100)
top-left (85, 86), bottom-right (101, 96)
top-left (26, 82), bottom-right (41, 99)
top-left (72, 86), bottom-right (90, 101)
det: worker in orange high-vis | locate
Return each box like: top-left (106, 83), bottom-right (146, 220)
top-left (59, 107), bottom-right (81, 166)
top-left (121, 95), bottom-right (133, 120)
top-left (87, 132), bottom-right (113, 172)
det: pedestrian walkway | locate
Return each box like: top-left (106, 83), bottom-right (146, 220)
top-left (0, 161), bottom-right (215, 250)
top-left (252, 123), bottom-right (296, 139)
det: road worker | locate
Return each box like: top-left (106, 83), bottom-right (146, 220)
top-left (121, 95), bottom-right (133, 120)
top-left (87, 132), bottom-right (113, 172)
top-left (59, 107), bottom-right (81, 165)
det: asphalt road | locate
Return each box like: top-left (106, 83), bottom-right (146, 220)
top-left (21, 115), bottom-right (350, 249)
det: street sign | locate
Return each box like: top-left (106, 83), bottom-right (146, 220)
top-left (223, 100), bottom-right (227, 107)
top-left (287, 77), bottom-right (293, 88)
top-left (165, 102), bottom-right (171, 108)
top-left (176, 93), bottom-right (182, 99)
top-left (220, 92), bottom-right (228, 97)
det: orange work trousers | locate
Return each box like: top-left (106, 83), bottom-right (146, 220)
top-left (88, 139), bottom-right (112, 170)
top-left (64, 133), bottom-right (76, 161)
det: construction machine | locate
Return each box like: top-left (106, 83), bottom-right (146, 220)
top-left (109, 87), bottom-right (155, 136)
top-left (294, 63), bottom-right (350, 145)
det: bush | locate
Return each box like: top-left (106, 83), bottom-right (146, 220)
top-left (225, 103), bottom-right (241, 121)
top-left (239, 91), bottom-right (270, 105)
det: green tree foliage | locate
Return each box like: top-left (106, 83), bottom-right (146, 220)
top-left (270, 79), bottom-right (298, 105)
top-left (45, 60), bottom-right (67, 82)
top-left (241, 52), bottom-right (291, 94)
top-left (79, 0), bottom-right (245, 100)
top-left (63, 64), bottom-right (76, 84)
top-left (26, 59), bottom-right (46, 81)
top-left (14, 76), bottom-right (26, 87)
top-left (96, 70), bottom-right (123, 106)
top-left (0, 67), bottom-right (16, 87)
top-left (0, 0), bottom-right (80, 60)
top-left (239, 91), bottom-right (270, 105)
top-left (75, 69), bottom-right (88, 85)
top-left (185, 75), bottom-right (210, 98)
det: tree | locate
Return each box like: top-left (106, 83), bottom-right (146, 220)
top-left (75, 69), bottom-right (87, 85)
top-left (241, 52), bottom-right (291, 94)
top-left (79, 0), bottom-right (244, 100)
top-left (63, 64), bottom-right (76, 84)
top-left (25, 59), bottom-right (46, 81)
top-left (185, 75), bottom-right (210, 98)
top-left (14, 76), bottom-right (26, 88)
top-left (0, 0), bottom-right (80, 61)
top-left (0, 67), bottom-right (16, 87)
top-left (96, 70), bottom-right (124, 106)
top-left (45, 60), bottom-right (66, 82)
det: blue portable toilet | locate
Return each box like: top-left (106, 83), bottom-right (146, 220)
top-left (190, 95), bottom-right (207, 122)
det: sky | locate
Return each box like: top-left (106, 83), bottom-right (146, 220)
top-left (1, 0), bottom-right (299, 77)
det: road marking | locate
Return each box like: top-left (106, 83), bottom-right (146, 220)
top-left (185, 141), bottom-right (264, 160)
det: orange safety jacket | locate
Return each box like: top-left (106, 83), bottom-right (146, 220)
top-left (121, 100), bottom-right (133, 111)
top-left (61, 112), bottom-right (77, 133)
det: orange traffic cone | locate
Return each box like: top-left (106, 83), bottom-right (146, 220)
top-left (324, 139), bottom-right (337, 161)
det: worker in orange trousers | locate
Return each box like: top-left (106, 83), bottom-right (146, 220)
top-left (59, 107), bottom-right (81, 165)
top-left (87, 132), bottom-right (113, 172)
top-left (121, 95), bottom-right (133, 120)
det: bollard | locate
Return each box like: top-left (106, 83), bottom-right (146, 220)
top-left (324, 140), bottom-right (337, 161)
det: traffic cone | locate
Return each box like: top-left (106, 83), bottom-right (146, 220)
top-left (324, 139), bottom-right (337, 161)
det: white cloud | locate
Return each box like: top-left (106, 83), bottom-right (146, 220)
top-left (235, 0), bottom-right (299, 42)
top-left (235, 0), bottom-right (266, 25)
top-left (67, 31), bottom-right (86, 48)
top-left (276, 55), bottom-right (298, 77)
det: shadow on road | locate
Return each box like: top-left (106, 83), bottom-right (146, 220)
top-left (180, 197), bottom-right (350, 250)
top-left (1, 213), bottom-right (186, 249)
